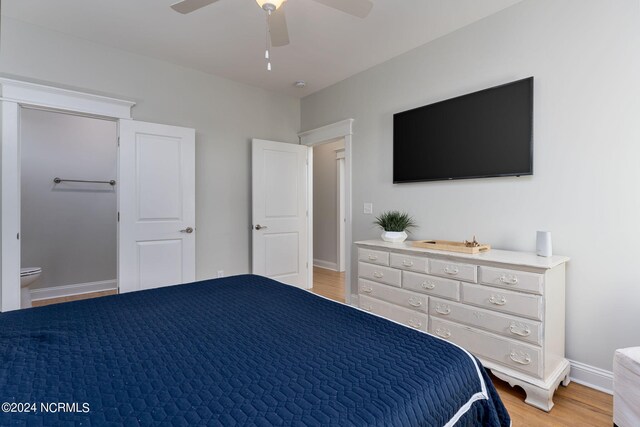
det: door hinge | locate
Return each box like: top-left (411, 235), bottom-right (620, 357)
top-left (117, 137), bottom-right (120, 147)
top-left (17, 233), bottom-right (20, 240)
top-left (117, 212), bottom-right (120, 222)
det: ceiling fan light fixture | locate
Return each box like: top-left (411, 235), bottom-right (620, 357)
top-left (256, 0), bottom-right (285, 12)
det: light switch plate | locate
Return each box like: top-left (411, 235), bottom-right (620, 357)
top-left (363, 203), bottom-right (373, 214)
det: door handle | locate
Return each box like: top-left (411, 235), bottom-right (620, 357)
top-left (255, 224), bottom-right (268, 230)
top-left (180, 227), bottom-right (194, 234)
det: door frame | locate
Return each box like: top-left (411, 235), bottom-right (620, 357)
top-left (0, 78), bottom-right (135, 312)
top-left (336, 151), bottom-right (346, 273)
top-left (299, 119), bottom-right (354, 304)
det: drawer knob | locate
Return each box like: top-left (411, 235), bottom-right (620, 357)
top-left (407, 319), bottom-right (422, 329)
top-left (500, 274), bottom-right (519, 285)
top-left (435, 328), bottom-right (451, 339)
top-left (421, 281), bottom-right (436, 290)
top-left (361, 304), bottom-right (372, 312)
top-left (509, 350), bottom-right (532, 365)
top-left (509, 322), bottom-right (531, 337)
top-left (435, 304), bottom-right (451, 315)
top-left (361, 286), bottom-right (373, 293)
top-left (408, 297), bottom-right (423, 307)
top-left (373, 271), bottom-right (384, 279)
top-left (443, 266), bottom-right (459, 275)
top-left (489, 295), bottom-right (507, 306)
top-left (402, 260), bottom-right (414, 267)
top-left (368, 254), bottom-right (378, 260)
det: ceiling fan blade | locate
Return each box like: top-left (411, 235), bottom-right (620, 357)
top-left (170, 0), bottom-right (220, 14)
top-left (311, 0), bottom-right (373, 18)
top-left (268, 7), bottom-right (290, 47)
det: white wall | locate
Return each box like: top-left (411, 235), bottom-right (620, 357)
top-left (301, 0), bottom-right (640, 372)
top-left (313, 139), bottom-right (344, 268)
top-left (0, 17), bottom-right (300, 281)
top-left (21, 108), bottom-right (117, 289)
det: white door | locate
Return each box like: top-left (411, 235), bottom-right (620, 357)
top-left (118, 120), bottom-right (196, 293)
top-left (252, 139), bottom-right (310, 289)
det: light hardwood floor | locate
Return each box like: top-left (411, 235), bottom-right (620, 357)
top-left (311, 266), bottom-right (345, 303)
top-left (311, 266), bottom-right (614, 426)
top-left (32, 289), bottom-right (118, 307)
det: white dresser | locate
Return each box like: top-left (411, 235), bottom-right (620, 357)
top-left (355, 240), bottom-right (570, 412)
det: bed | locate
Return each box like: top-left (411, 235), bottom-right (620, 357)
top-left (0, 274), bottom-right (510, 426)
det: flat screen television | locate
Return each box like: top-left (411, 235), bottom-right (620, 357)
top-left (393, 77), bottom-right (533, 183)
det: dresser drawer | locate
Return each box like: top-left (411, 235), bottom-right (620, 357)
top-left (480, 266), bottom-right (543, 295)
top-left (358, 248), bottom-right (389, 266)
top-left (429, 297), bottom-right (542, 346)
top-left (359, 279), bottom-right (427, 312)
top-left (358, 262), bottom-right (401, 287)
top-left (359, 295), bottom-right (428, 332)
top-left (430, 318), bottom-right (543, 378)
top-left (461, 283), bottom-right (542, 320)
top-left (429, 259), bottom-right (478, 283)
top-left (403, 271), bottom-right (460, 301)
top-left (390, 253), bottom-right (428, 273)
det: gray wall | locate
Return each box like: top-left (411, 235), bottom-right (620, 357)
top-left (313, 139), bottom-right (343, 267)
top-left (301, 0), bottom-right (640, 372)
top-left (21, 108), bottom-right (117, 289)
top-left (1, 16), bottom-right (301, 281)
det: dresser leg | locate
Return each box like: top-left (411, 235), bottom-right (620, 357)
top-left (522, 384), bottom-right (555, 412)
top-left (490, 362), bottom-right (570, 412)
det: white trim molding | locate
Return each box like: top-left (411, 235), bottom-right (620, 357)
top-left (1, 101), bottom-right (21, 312)
top-left (0, 78), bottom-right (135, 119)
top-left (299, 119), bottom-right (353, 146)
top-left (30, 280), bottom-right (118, 302)
top-left (569, 359), bottom-right (613, 395)
top-left (313, 259), bottom-right (339, 271)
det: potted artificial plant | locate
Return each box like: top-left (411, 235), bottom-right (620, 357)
top-left (374, 210), bottom-right (417, 243)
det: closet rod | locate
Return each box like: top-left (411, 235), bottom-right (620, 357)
top-left (53, 177), bottom-right (116, 186)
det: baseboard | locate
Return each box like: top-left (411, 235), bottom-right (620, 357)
top-left (313, 259), bottom-right (338, 271)
top-left (30, 279), bottom-right (117, 301)
top-left (569, 359), bottom-right (613, 395)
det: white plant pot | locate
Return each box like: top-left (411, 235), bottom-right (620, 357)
top-left (381, 231), bottom-right (408, 243)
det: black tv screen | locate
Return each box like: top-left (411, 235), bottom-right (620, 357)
top-left (393, 77), bottom-right (533, 183)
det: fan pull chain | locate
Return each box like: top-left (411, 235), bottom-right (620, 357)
top-left (265, 10), bottom-right (272, 71)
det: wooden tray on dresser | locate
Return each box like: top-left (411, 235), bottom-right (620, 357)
top-left (412, 239), bottom-right (491, 254)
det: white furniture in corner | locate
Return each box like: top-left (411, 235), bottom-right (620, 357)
top-left (355, 240), bottom-right (570, 412)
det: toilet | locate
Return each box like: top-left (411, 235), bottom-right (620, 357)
top-left (20, 267), bottom-right (41, 308)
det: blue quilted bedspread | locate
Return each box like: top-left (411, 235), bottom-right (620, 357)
top-left (0, 275), bottom-right (510, 426)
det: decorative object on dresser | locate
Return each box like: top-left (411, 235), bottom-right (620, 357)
top-left (412, 236), bottom-right (491, 254)
top-left (356, 239), bottom-right (570, 412)
top-left (373, 210), bottom-right (417, 243)
top-left (536, 231), bottom-right (553, 257)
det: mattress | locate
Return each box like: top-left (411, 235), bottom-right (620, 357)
top-left (0, 274), bottom-right (510, 426)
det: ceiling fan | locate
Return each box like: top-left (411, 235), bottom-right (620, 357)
top-left (170, 0), bottom-right (374, 70)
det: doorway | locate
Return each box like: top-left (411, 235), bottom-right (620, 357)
top-left (298, 118), bottom-right (354, 304)
top-left (310, 138), bottom-right (346, 303)
top-left (20, 108), bottom-right (118, 307)
top-left (1, 78), bottom-right (196, 312)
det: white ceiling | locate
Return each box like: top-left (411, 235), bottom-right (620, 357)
top-left (2, 0), bottom-right (522, 97)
